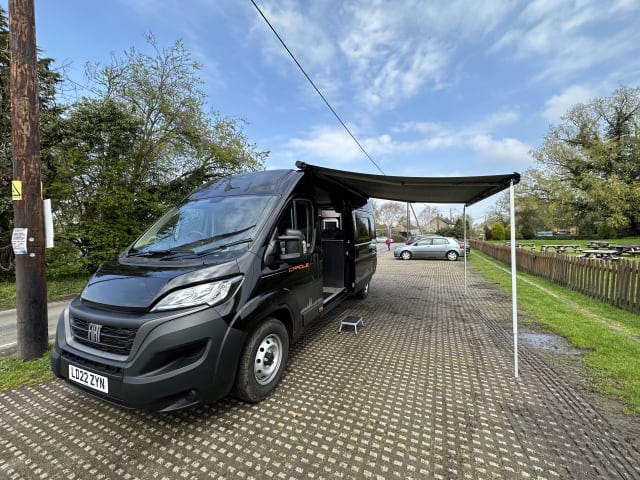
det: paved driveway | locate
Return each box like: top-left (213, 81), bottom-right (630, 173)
top-left (1, 253), bottom-right (639, 479)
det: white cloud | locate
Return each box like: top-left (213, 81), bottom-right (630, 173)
top-left (543, 85), bottom-right (596, 123)
top-left (469, 134), bottom-right (532, 166)
top-left (252, 2), bottom-right (336, 69)
top-left (362, 43), bottom-right (450, 108)
top-left (491, 0), bottom-right (640, 83)
top-left (282, 105), bottom-right (532, 171)
top-left (484, 110), bottom-right (521, 128)
top-left (287, 126), bottom-right (364, 162)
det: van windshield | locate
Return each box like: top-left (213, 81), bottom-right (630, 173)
top-left (128, 195), bottom-right (279, 257)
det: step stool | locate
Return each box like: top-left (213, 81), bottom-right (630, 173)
top-left (339, 315), bottom-right (364, 335)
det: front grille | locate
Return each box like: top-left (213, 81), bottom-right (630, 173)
top-left (70, 317), bottom-right (138, 356)
top-left (63, 350), bottom-right (123, 375)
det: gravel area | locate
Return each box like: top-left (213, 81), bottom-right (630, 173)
top-left (1, 251), bottom-right (639, 479)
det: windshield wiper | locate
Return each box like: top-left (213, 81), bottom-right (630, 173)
top-left (197, 238), bottom-right (253, 256)
top-left (210, 225), bottom-right (255, 243)
top-left (127, 248), bottom-right (194, 258)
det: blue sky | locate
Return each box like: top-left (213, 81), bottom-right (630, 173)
top-left (16, 0), bottom-right (640, 220)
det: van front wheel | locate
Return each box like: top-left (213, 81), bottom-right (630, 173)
top-left (235, 318), bottom-right (289, 403)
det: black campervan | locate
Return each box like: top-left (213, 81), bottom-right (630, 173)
top-left (51, 164), bottom-right (377, 411)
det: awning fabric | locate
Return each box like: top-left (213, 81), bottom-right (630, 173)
top-left (296, 161), bottom-right (520, 206)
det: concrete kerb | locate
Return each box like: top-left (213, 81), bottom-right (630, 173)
top-left (0, 251), bottom-right (639, 479)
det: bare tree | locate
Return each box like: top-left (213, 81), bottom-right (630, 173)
top-left (377, 201), bottom-right (404, 235)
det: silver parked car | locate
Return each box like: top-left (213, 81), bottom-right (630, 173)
top-left (394, 236), bottom-right (465, 261)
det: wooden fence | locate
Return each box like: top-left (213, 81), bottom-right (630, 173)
top-left (470, 240), bottom-right (640, 314)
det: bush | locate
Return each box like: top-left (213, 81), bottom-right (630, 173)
top-left (520, 224), bottom-right (535, 240)
top-left (491, 222), bottom-right (505, 241)
top-left (597, 224), bottom-right (617, 239)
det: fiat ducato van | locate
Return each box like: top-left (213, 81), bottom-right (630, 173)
top-left (51, 163), bottom-right (377, 411)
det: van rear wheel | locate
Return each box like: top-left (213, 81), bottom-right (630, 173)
top-left (356, 281), bottom-right (370, 299)
top-left (235, 318), bottom-right (289, 403)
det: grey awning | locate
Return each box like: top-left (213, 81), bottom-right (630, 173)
top-left (296, 161), bottom-right (520, 206)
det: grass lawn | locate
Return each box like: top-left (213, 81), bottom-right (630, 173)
top-left (470, 250), bottom-right (640, 416)
top-left (489, 237), bottom-right (640, 260)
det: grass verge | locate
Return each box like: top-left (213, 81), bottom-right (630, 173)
top-left (0, 344), bottom-right (54, 391)
top-left (0, 275), bottom-right (85, 391)
top-left (470, 250), bottom-right (640, 416)
top-left (0, 274), bottom-right (88, 310)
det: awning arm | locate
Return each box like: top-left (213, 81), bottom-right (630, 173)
top-left (510, 178), bottom-right (519, 378)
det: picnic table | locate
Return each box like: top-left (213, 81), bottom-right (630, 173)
top-left (504, 242), bottom-right (536, 249)
top-left (586, 241), bottom-right (611, 249)
top-left (612, 244), bottom-right (640, 256)
top-left (541, 244), bottom-right (581, 253)
top-left (579, 249), bottom-right (619, 260)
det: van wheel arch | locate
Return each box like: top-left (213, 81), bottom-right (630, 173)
top-left (235, 317), bottom-right (289, 403)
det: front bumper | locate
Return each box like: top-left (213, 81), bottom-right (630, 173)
top-left (51, 300), bottom-right (245, 412)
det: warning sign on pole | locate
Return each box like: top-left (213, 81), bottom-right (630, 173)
top-left (12, 180), bottom-right (22, 200)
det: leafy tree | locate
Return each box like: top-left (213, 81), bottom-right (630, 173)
top-left (46, 35), bottom-right (268, 273)
top-left (531, 86), bottom-right (640, 233)
top-left (85, 34), bottom-right (267, 203)
top-left (511, 169), bottom-right (568, 236)
top-left (452, 217), bottom-right (471, 239)
top-left (436, 216), bottom-right (470, 239)
top-left (47, 98), bottom-right (145, 272)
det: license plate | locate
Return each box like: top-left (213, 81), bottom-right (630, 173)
top-left (68, 364), bottom-right (109, 394)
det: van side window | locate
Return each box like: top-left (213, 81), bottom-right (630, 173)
top-left (276, 199), bottom-right (314, 253)
top-left (354, 211), bottom-right (373, 243)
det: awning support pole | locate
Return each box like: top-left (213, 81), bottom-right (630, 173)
top-left (509, 179), bottom-right (519, 378)
top-left (463, 205), bottom-right (467, 295)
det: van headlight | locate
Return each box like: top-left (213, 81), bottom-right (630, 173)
top-left (152, 276), bottom-right (242, 311)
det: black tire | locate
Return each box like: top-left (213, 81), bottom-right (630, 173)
top-left (235, 318), bottom-right (289, 403)
top-left (356, 280), bottom-right (370, 299)
top-left (401, 250), bottom-right (412, 260)
top-left (446, 250), bottom-right (459, 261)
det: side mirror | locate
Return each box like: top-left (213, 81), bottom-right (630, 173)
top-left (279, 229), bottom-right (307, 264)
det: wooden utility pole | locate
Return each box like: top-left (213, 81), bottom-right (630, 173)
top-left (9, 0), bottom-right (48, 361)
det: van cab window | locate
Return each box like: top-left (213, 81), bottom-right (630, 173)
top-left (129, 195), bottom-right (278, 256)
top-left (276, 199), bottom-right (314, 253)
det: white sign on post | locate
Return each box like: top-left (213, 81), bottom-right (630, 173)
top-left (11, 228), bottom-right (28, 255)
